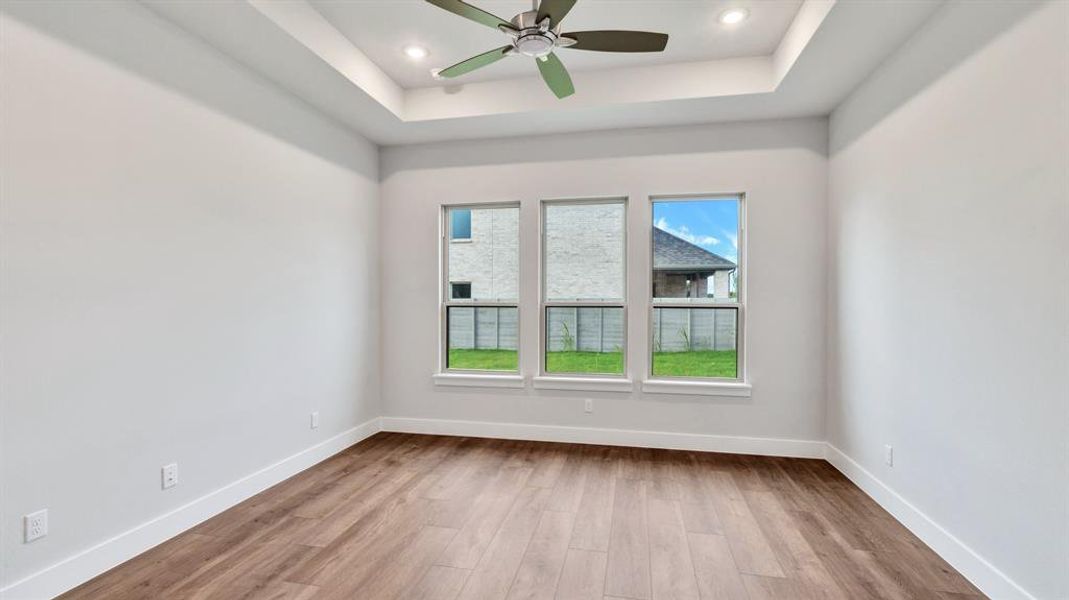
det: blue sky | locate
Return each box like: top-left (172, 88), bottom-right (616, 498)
top-left (653, 198), bottom-right (739, 263)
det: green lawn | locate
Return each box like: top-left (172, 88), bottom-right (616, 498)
top-left (653, 350), bottom-right (737, 378)
top-left (546, 351), bottom-right (624, 375)
top-left (448, 348), bottom-right (736, 378)
top-left (448, 349), bottom-right (518, 371)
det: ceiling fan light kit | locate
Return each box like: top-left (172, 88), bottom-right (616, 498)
top-left (502, 11), bottom-right (570, 59)
top-left (425, 0), bottom-right (669, 99)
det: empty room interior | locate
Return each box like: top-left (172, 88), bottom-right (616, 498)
top-left (1, 0), bottom-right (1067, 598)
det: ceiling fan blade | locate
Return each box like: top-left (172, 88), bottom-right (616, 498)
top-left (424, 0), bottom-right (511, 30)
top-left (536, 0), bottom-right (577, 28)
top-left (438, 46), bottom-right (512, 78)
top-left (562, 30), bottom-right (669, 52)
top-left (536, 53), bottom-right (574, 99)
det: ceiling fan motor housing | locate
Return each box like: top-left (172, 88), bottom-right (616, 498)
top-left (510, 10), bottom-right (559, 58)
top-left (425, 0), bottom-right (669, 99)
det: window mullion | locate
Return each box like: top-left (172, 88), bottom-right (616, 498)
top-left (650, 302), bottom-right (740, 309)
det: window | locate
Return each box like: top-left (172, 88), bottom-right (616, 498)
top-left (542, 199), bottom-right (626, 376)
top-left (443, 205), bottom-right (519, 372)
top-left (450, 208), bottom-right (471, 241)
top-left (650, 196), bottom-right (743, 380)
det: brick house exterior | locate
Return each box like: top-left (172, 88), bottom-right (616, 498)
top-left (447, 205), bottom-right (736, 352)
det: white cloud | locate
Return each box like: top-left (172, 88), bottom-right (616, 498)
top-left (721, 229), bottom-right (738, 250)
top-left (655, 218), bottom-right (720, 247)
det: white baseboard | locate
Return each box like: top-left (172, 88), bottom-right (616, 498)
top-left (1, 421), bottom-right (1030, 600)
top-left (823, 444), bottom-right (1035, 600)
top-left (380, 416), bottom-right (825, 458)
top-left (0, 418), bottom-right (382, 600)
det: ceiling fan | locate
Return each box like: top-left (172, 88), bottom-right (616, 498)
top-left (425, 0), bottom-right (669, 99)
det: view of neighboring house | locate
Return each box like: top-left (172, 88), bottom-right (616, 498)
top-left (447, 206), bottom-right (736, 301)
top-left (447, 207), bottom-right (518, 301)
top-left (543, 203), bottom-right (625, 301)
top-left (447, 206), bottom-right (737, 352)
top-left (652, 227), bottom-right (736, 299)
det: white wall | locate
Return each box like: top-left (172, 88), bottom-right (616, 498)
top-left (380, 118), bottom-right (828, 444)
top-left (6, 1), bottom-right (1063, 598)
top-left (827, 2), bottom-right (1069, 598)
top-left (0, 2), bottom-right (380, 593)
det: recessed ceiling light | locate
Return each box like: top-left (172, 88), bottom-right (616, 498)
top-left (404, 45), bottom-right (429, 60)
top-left (719, 8), bottom-right (749, 25)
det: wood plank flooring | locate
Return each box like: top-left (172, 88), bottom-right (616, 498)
top-left (59, 433), bottom-right (985, 600)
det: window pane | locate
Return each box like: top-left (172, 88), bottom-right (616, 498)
top-left (545, 306), bottom-right (624, 375)
top-left (544, 202), bottom-right (625, 302)
top-left (652, 307), bottom-right (737, 378)
top-left (450, 208), bottom-right (471, 239)
top-left (447, 306), bottom-right (518, 371)
top-left (447, 206), bottom-right (518, 302)
top-left (652, 198), bottom-right (738, 302)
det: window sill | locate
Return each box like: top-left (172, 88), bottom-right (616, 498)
top-left (532, 376), bottom-right (634, 392)
top-left (641, 379), bottom-right (752, 397)
top-left (433, 372), bottom-right (525, 389)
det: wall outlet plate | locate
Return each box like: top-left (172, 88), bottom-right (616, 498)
top-left (884, 444), bottom-right (894, 467)
top-left (162, 463), bottom-right (178, 489)
top-left (24, 509), bottom-right (47, 543)
top-left (311, 411), bottom-right (319, 429)
top-left (584, 398), bottom-right (593, 414)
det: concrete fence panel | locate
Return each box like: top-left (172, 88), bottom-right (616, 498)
top-left (448, 306), bottom-right (518, 350)
top-left (451, 306), bottom-right (734, 353)
top-left (653, 307), bottom-right (736, 352)
top-left (546, 307), bottom-right (624, 352)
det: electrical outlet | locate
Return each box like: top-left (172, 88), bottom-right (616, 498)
top-left (584, 398), bottom-right (593, 414)
top-left (24, 509), bottom-right (47, 543)
top-left (162, 463), bottom-right (178, 489)
top-left (884, 444), bottom-right (894, 467)
top-left (310, 411), bottom-right (319, 429)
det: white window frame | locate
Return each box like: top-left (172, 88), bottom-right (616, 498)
top-left (538, 197), bottom-right (629, 380)
top-left (439, 202), bottom-right (521, 376)
top-left (646, 193), bottom-right (748, 390)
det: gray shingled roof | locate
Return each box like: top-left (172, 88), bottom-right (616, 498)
top-left (653, 227), bottom-right (736, 272)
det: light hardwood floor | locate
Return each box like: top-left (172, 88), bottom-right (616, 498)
top-left (60, 433), bottom-right (984, 599)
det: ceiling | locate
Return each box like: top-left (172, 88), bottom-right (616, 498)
top-left (310, 0), bottom-right (804, 88)
top-left (141, 0), bottom-right (945, 145)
